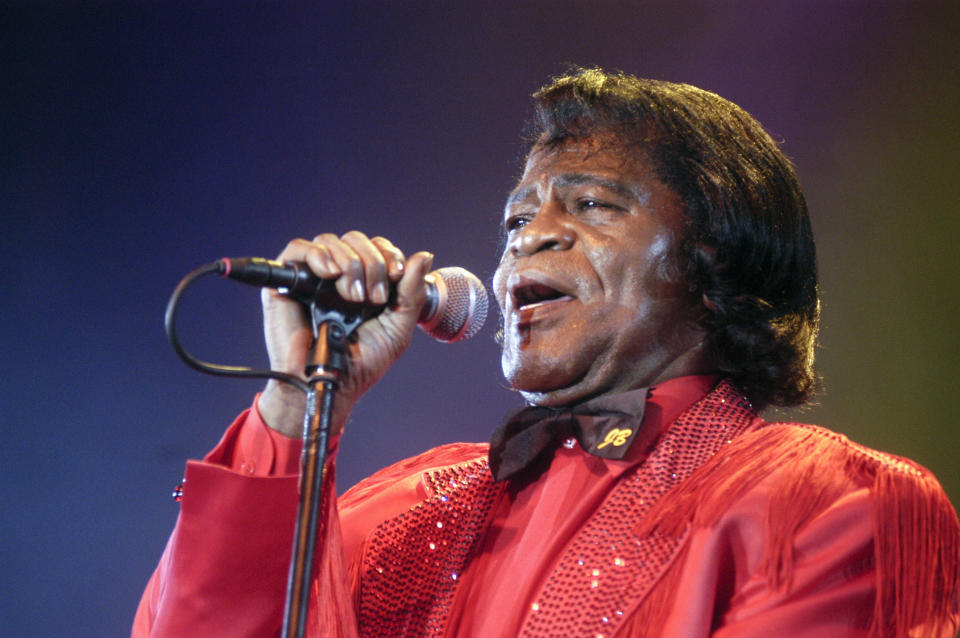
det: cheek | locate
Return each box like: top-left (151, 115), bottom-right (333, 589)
top-left (492, 262), bottom-right (508, 311)
top-left (616, 233), bottom-right (682, 300)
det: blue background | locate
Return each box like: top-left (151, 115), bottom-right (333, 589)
top-left (3, 2), bottom-right (958, 635)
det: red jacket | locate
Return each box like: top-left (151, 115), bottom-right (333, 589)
top-left (134, 380), bottom-right (960, 637)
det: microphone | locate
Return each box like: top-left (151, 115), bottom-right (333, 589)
top-left (217, 257), bottom-right (488, 342)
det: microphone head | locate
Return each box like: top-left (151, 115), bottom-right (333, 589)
top-left (419, 267), bottom-right (488, 342)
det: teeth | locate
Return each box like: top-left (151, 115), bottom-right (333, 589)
top-left (522, 297), bottom-right (564, 310)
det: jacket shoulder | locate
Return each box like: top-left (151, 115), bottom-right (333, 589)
top-left (645, 420), bottom-right (960, 638)
top-left (339, 442), bottom-right (488, 508)
top-left (764, 421), bottom-right (942, 483)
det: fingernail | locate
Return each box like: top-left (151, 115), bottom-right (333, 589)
top-left (350, 279), bottom-right (365, 302)
top-left (395, 259), bottom-right (404, 274)
top-left (425, 252), bottom-right (435, 271)
top-left (374, 281), bottom-right (389, 304)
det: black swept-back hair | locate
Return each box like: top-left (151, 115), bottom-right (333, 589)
top-left (527, 67), bottom-right (819, 409)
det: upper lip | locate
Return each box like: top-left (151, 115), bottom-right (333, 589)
top-left (507, 271), bottom-right (576, 310)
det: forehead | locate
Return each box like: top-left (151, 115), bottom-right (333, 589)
top-left (507, 136), bottom-right (668, 208)
top-left (515, 137), bottom-right (657, 193)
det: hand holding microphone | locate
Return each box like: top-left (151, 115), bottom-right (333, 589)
top-left (220, 257), bottom-right (487, 343)
top-left (254, 232), bottom-right (485, 437)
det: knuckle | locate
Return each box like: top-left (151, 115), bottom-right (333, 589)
top-left (341, 230), bottom-right (369, 242)
top-left (278, 237), bottom-right (309, 258)
top-left (374, 238), bottom-right (402, 257)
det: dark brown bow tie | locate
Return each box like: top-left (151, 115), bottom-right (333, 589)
top-left (489, 388), bottom-right (648, 483)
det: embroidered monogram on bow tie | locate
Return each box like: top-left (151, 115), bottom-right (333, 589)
top-left (596, 427), bottom-right (634, 449)
top-left (489, 387), bottom-right (649, 482)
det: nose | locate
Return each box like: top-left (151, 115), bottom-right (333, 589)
top-left (508, 201), bottom-right (575, 257)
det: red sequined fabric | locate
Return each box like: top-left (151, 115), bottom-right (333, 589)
top-left (356, 458), bottom-right (505, 636)
top-left (355, 381), bottom-right (759, 637)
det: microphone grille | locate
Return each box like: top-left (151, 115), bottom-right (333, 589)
top-left (425, 267), bottom-right (488, 342)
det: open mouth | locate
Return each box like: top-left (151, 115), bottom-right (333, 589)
top-left (513, 282), bottom-right (574, 311)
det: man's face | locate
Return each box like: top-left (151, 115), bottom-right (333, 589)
top-left (493, 136), bottom-right (709, 406)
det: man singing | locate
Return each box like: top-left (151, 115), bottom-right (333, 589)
top-left (134, 68), bottom-right (959, 637)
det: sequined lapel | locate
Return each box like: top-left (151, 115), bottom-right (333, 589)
top-left (518, 380), bottom-right (760, 637)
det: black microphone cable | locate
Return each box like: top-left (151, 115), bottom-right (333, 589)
top-left (164, 261), bottom-right (311, 392)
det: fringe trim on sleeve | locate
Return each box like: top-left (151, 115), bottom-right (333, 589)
top-left (865, 451), bottom-right (960, 638)
top-left (308, 459), bottom-right (360, 638)
top-left (635, 424), bottom-right (960, 638)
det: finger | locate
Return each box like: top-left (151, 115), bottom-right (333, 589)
top-left (341, 230), bottom-right (390, 305)
top-left (370, 236), bottom-right (407, 282)
top-left (394, 251), bottom-right (434, 315)
top-left (310, 233), bottom-right (367, 303)
top-left (269, 237), bottom-right (342, 306)
top-left (276, 237), bottom-right (342, 280)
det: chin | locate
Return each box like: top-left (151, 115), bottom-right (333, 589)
top-left (501, 354), bottom-right (588, 407)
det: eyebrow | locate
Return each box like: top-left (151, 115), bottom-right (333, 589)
top-left (505, 172), bottom-right (639, 209)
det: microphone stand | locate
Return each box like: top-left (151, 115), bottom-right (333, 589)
top-left (166, 263), bottom-right (411, 637)
top-left (281, 303), bottom-right (355, 638)
top-left (165, 260), bottom-right (484, 637)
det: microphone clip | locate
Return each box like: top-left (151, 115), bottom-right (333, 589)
top-left (306, 302), bottom-right (361, 375)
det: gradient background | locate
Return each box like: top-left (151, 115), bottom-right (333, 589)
top-left (3, 2), bottom-right (958, 636)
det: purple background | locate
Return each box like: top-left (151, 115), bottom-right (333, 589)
top-left (3, 3), bottom-right (958, 635)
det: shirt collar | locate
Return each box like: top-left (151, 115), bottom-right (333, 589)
top-left (489, 375), bottom-right (718, 482)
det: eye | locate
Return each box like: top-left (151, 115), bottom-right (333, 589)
top-left (504, 215), bottom-right (530, 232)
top-left (574, 197), bottom-right (627, 218)
top-left (577, 198), bottom-right (606, 210)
